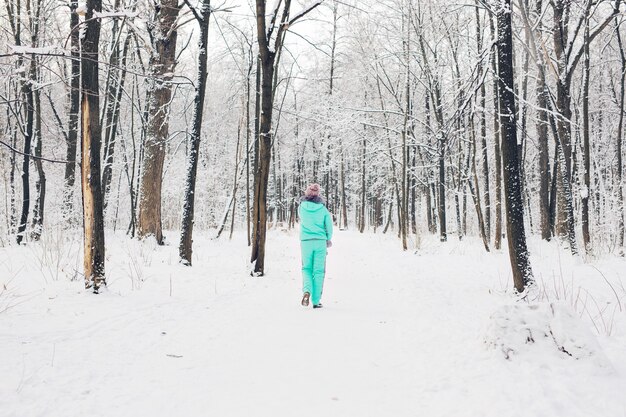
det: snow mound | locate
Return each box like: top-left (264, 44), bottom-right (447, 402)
top-left (485, 302), bottom-right (612, 369)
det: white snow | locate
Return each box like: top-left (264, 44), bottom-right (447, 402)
top-left (10, 46), bottom-right (66, 55)
top-left (76, 3), bottom-right (88, 16)
top-left (485, 302), bottom-right (612, 368)
top-left (93, 11), bottom-right (139, 19)
top-left (580, 184), bottom-right (589, 199)
top-left (1, 230), bottom-right (626, 416)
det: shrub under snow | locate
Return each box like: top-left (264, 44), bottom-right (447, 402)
top-left (485, 302), bottom-right (613, 370)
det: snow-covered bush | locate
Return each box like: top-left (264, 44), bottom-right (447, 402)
top-left (485, 302), bottom-right (612, 370)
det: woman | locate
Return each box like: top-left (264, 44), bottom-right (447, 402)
top-left (299, 183), bottom-right (333, 309)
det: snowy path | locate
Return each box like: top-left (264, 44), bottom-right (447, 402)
top-left (2, 231), bottom-right (626, 416)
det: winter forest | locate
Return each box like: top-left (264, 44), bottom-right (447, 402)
top-left (2, 0), bottom-right (626, 415)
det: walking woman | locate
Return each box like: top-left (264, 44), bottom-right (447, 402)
top-left (299, 183), bottom-right (333, 309)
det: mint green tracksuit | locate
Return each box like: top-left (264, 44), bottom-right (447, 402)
top-left (299, 200), bottom-right (333, 305)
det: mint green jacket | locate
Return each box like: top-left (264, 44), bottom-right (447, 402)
top-left (299, 200), bottom-right (333, 241)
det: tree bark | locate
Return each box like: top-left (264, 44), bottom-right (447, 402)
top-left (251, 5), bottom-right (275, 273)
top-left (8, 110), bottom-right (17, 235)
top-left (102, 31), bottom-right (132, 211)
top-left (179, 0), bottom-right (211, 265)
top-left (616, 18), bottom-right (626, 253)
top-left (138, 0), bottom-right (182, 244)
top-left (31, 82), bottom-right (45, 241)
top-left (360, 134), bottom-right (366, 234)
top-left (81, 0), bottom-right (106, 291)
top-left (400, 5), bottom-right (411, 249)
top-left (552, 0), bottom-right (573, 240)
top-left (490, 11), bottom-right (503, 250)
top-left (475, 2), bottom-right (491, 242)
top-left (251, 0), bottom-right (281, 275)
top-left (497, 0), bottom-right (534, 292)
top-left (581, 19), bottom-right (591, 253)
top-left (229, 122), bottom-right (242, 239)
top-left (246, 47), bottom-right (253, 246)
top-left (16, 59), bottom-right (34, 245)
top-left (251, 0), bottom-right (321, 275)
top-left (62, 0), bottom-right (80, 225)
top-left (340, 147), bottom-right (348, 229)
top-left (437, 134), bottom-right (447, 242)
top-left (531, 0), bottom-right (551, 241)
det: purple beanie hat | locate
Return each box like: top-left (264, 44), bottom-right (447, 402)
top-left (305, 183), bottom-right (321, 198)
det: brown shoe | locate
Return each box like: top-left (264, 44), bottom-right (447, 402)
top-left (301, 292), bottom-right (310, 306)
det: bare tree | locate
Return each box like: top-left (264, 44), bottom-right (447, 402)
top-left (489, 10), bottom-right (503, 251)
top-left (179, 0), bottom-right (212, 265)
top-left (81, 0), bottom-right (106, 291)
top-left (581, 17), bottom-right (591, 252)
top-left (63, 0), bottom-right (81, 224)
top-left (475, 2), bottom-right (490, 242)
top-left (102, 11), bottom-right (133, 211)
top-left (137, 0), bottom-right (182, 244)
top-left (496, 0), bottom-right (533, 292)
top-left (27, 0), bottom-right (45, 241)
top-left (250, 0), bottom-right (322, 275)
top-left (551, 0), bottom-right (620, 253)
top-left (616, 16), bottom-right (626, 253)
top-left (5, 0), bottom-right (34, 244)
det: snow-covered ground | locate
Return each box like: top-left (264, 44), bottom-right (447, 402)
top-left (1, 229), bottom-right (626, 417)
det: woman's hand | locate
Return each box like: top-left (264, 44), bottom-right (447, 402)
top-left (326, 240), bottom-right (333, 248)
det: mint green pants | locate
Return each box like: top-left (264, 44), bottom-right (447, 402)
top-left (301, 239), bottom-right (327, 305)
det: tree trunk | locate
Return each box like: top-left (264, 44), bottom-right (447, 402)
top-left (17, 58), bottom-right (34, 245)
top-left (23, 0), bottom-right (44, 242)
top-left (31, 83), bottom-right (45, 241)
top-left (423, 95), bottom-right (436, 234)
top-left (437, 135), bottom-right (447, 242)
top-left (549, 0), bottom-right (591, 256)
top-left (537, 74), bottom-right (551, 240)
top-left (383, 200), bottom-right (393, 234)
top-left (410, 143), bottom-right (417, 234)
top-left (469, 135), bottom-right (490, 251)
top-left (490, 11), bottom-right (503, 250)
top-left (616, 18), bottom-right (625, 252)
top-left (179, 1), bottom-right (211, 265)
top-left (400, 6), bottom-right (410, 249)
top-left (138, 0), bottom-right (182, 244)
top-left (102, 32), bottom-right (132, 211)
top-left (552, 1), bottom-right (573, 240)
top-left (251, 0), bottom-right (321, 274)
top-left (229, 122), bottom-right (242, 239)
top-left (8, 111), bottom-right (17, 235)
top-left (497, 0), bottom-right (534, 292)
top-left (81, 0), bottom-right (106, 291)
top-left (250, 0), bottom-right (279, 275)
top-left (530, 0), bottom-right (551, 241)
top-left (360, 134), bottom-right (366, 234)
top-left (63, 0), bottom-right (80, 224)
top-left (340, 148), bottom-right (348, 228)
top-left (454, 144), bottom-right (464, 240)
top-left (253, 55), bottom-right (261, 197)
top-left (581, 19), bottom-right (591, 253)
top-left (250, 55), bottom-right (274, 274)
top-left (475, 3), bottom-right (491, 242)
top-left (469, 114), bottom-right (489, 251)
top-left (375, 74), bottom-right (402, 236)
top-left (246, 49), bottom-right (253, 246)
